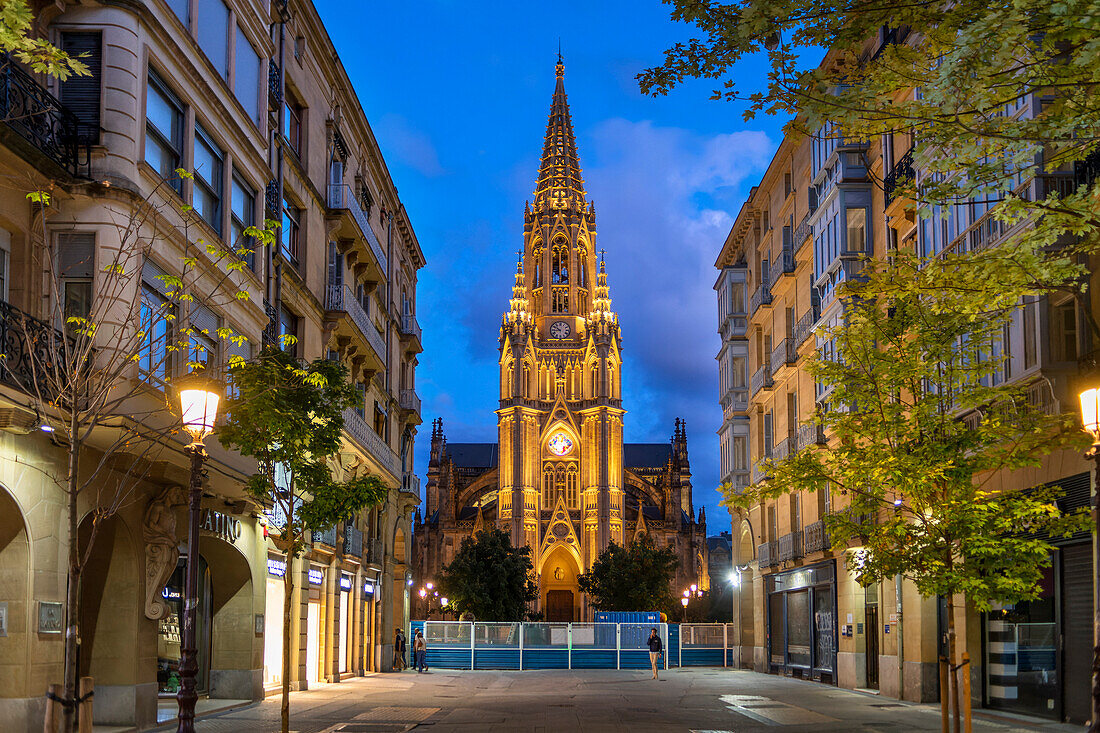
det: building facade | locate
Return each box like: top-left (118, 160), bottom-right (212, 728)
top-left (413, 58), bottom-right (707, 622)
top-left (0, 1), bottom-right (422, 730)
top-left (715, 33), bottom-right (1096, 723)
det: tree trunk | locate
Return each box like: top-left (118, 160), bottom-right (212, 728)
top-left (62, 429), bottom-right (81, 733)
top-left (946, 596), bottom-right (960, 733)
top-left (281, 548), bottom-right (295, 733)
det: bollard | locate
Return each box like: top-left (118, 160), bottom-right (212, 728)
top-left (43, 684), bottom-right (60, 733)
top-left (77, 677), bottom-right (93, 733)
top-left (939, 657), bottom-right (949, 733)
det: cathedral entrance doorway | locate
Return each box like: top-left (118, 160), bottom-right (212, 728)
top-left (546, 590), bottom-right (574, 622)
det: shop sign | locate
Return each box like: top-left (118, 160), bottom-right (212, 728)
top-left (161, 587), bottom-right (182, 600)
top-left (339, 575), bottom-right (352, 591)
top-left (363, 582), bottom-right (375, 596)
top-left (200, 509), bottom-right (241, 543)
top-left (308, 568), bottom-right (323, 585)
top-left (267, 558), bottom-right (287, 577)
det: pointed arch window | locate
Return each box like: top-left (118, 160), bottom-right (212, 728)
top-left (566, 463), bottom-right (578, 508)
top-left (555, 464), bottom-right (567, 502)
top-left (542, 464), bottom-right (554, 508)
top-left (533, 249), bottom-right (542, 288)
top-left (551, 242), bottom-right (569, 284)
top-left (578, 249), bottom-right (588, 288)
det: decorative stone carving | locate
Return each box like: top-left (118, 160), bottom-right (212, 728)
top-left (143, 486), bottom-right (182, 620)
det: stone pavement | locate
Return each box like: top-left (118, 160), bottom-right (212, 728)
top-left (162, 668), bottom-right (1085, 733)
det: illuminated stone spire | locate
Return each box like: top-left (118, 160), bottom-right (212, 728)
top-left (534, 54), bottom-right (586, 212)
top-left (506, 253), bottom-right (531, 327)
top-left (590, 251), bottom-right (615, 322)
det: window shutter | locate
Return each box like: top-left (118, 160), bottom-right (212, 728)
top-left (190, 304), bottom-right (219, 335)
top-left (143, 260), bottom-right (170, 295)
top-left (58, 232), bottom-right (94, 278)
top-left (60, 32), bottom-right (102, 144)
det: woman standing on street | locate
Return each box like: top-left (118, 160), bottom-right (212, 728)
top-left (393, 628), bottom-right (407, 671)
top-left (647, 628), bottom-right (663, 680)
top-left (414, 629), bottom-right (428, 673)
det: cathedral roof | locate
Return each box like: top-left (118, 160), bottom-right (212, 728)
top-left (446, 442), bottom-right (499, 468)
top-left (623, 443), bottom-right (673, 469)
top-left (534, 54), bottom-right (586, 209)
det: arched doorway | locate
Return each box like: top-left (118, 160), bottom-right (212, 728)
top-left (200, 535), bottom-right (254, 699)
top-left (0, 487), bottom-right (30, 709)
top-left (540, 546), bottom-right (580, 622)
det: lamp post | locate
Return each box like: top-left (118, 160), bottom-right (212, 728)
top-left (680, 596), bottom-right (689, 623)
top-left (175, 374), bottom-right (220, 733)
top-left (1079, 388), bottom-right (1100, 733)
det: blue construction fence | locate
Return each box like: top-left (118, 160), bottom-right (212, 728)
top-left (408, 621), bottom-right (737, 671)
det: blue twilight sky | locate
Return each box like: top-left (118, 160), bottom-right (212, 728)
top-left (315, 0), bottom-right (786, 527)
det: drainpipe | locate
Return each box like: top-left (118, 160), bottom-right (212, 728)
top-left (271, 2), bottom-right (289, 319)
top-left (896, 573), bottom-right (904, 700)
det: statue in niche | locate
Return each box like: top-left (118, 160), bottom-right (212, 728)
top-left (143, 486), bottom-right (182, 620)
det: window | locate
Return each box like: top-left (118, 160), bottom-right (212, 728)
top-left (193, 125), bottom-right (223, 234)
top-left (846, 208), bottom-right (866, 252)
top-left (733, 436), bottom-right (747, 470)
top-left (551, 243), bottom-right (568, 283)
top-left (566, 464), bottom-right (578, 508)
top-left (197, 0), bottom-right (230, 78)
top-left (166, 0), bottom-right (188, 25)
top-left (281, 199), bottom-right (300, 263)
top-left (0, 228), bottom-right (10, 301)
top-left (277, 305), bottom-right (298, 354)
top-left (731, 356), bottom-right (746, 388)
top-left (145, 73), bottom-right (183, 192)
top-left (230, 175), bottom-right (256, 269)
top-left (1052, 298), bottom-right (1077, 362)
top-left (59, 32), bottom-right (102, 144)
top-left (373, 403), bottom-right (387, 440)
top-left (542, 464), bottom-right (553, 508)
top-left (284, 93), bottom-right (303, 155)
top-left (355, 382), bottom-right (366, 419)
top-left (233, 26), bottom-right (261, 122)
top-left (188, 304), bottom-right (218, 371)
top-left (783, 172), bottom-right (792, 198)
top-left (59, 233), bottom-right (94, 325)
top-left (139, 266), bottom-right (172, 383)
top-left (730, 281), bottom-right (746, 312)
top-left (1023, 298), bottom-right (1037, 370)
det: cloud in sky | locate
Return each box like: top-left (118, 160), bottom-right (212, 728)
top-left (374, 114), bottom-right (447, 178)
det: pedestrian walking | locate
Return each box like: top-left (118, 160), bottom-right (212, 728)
top-left (414, 629), bottom-right (428, 673)
top-left (393, 628), bottom-right (407, 671)
top-left (647, 628), bottom-right (663, 680)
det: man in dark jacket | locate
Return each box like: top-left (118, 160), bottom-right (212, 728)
top-left (647, 628), bottom-right (663, 680)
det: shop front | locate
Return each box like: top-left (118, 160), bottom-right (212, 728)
top-left (362, 575), bottom-right (378, 672)
top-left (339, 573), bottom-right (352, 675)
top-left (766, 560), bottom-right (837, 683)
top-left (306, 566), bottom-right (325, 684)
top-left (263, 556), bottom-right (288, 689)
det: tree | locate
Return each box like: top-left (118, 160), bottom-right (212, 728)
top-left (218, 347), bottom-right (386, 733)
top-left (725, 255), bottom-right (1090, 730)
top-left (7, 173), bottom-right (275, 732)
top-left (578, 536), bottom-right (679, 613)
top-left (436, 529), bottom-right (538, 621)
top-left (639, 0), bottom-right (1100, 333)
top-left (0, 0), bottom-right (88, 78)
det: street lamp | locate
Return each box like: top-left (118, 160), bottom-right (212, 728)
top-left (175, 373), bottom-right (221, 733)
top-left (680, 596), bottom-right (689, 622)
top-left (1077, 387), bottom-right (1100, 733)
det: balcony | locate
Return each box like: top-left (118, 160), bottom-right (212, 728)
top-left (804, 520), bottom-right (830, 553)
top-left (793, 213), bottom-right (813, 255)
top-left (365, 537), bottom-right (384, 566)
top-left (325, 282), bottom-right (386, 369)
top-left (403, 472), bottom-right (420, 498)
top-left (342, 406), bottom-right (401, 480)
top-left (757, 541), bottom-right (778, 569)
top-left (772, 436), bottom-right (793, 463)
top-left (311, 525), bottom-right (338, 548)
top-left (796, 423), bottom-right (826, 450)
top-left (728, 471), bottom-right (750, 491)
top-left (268, 59), bottom-right (282, 107)
top-left (327, 183), bottom-right (387, 276)
top-left (769, 338), bottom-right (797, 375)
top-left (722, 315), bottom-right (749, 341)
top-left (883, 148), bottom-right (915, 207)
top-left (778, 531), bottom-right (803, 562)
top-left (400, 313), bottom-right (422, 354)
top-left (769, 240), bottom-right (795, 288)
top-left (0, 55), bottom-right (88, 177)
top-left (750, 364), bottom-right (773, 395)
top-left (750, 283), bottom-right (773, 313)
top-left (400, 388), bottom-right (422, 424)
top-left (751, 454), bottom-right (771, 484)
top-left (794, 301), bottom-right (820, 347)
top-left (262, 298), bottom-right (277, 347)
top-left (0, 299), bottom-right (75, 398)
top-left (342, 524), bottom-right (363, 557)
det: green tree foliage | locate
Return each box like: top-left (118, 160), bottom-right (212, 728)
top-left (639, 0), bottom-right (1100, 324)
top-left (578, 536), bottom-right (679, 613)
top-left (437, 529), bottom-right (538, 622)
top-left (0, 0), bottom-right (87, 78)
top-left (726, 256), bottom-right (1090, 727)
top-left (218, 347), bottom-right (386, 733)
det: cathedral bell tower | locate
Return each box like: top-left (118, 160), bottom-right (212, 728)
top-left (497, 56), bottom-right (625, 620)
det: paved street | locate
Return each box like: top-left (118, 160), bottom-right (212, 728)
top-left (167, 669), bottom-right (1084, 733)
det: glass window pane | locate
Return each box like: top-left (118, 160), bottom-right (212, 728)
top-left (768, 595), bottom-right (784, 665)
top-left (146, 81), bottom-right (178, 141)
top-left (846, 208), bottom-right (866, 251)
top-left (813, 587), bottom-right (835, 671)
top-left (197, 0), bottom-right (229, 77)
top-left (166, 0), bottom-right (189, 25)
top-left (234, 25), bottom-right (260, 122)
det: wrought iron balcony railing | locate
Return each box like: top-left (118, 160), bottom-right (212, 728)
top-left (326, 282), bottom-right (386, 363)
top-left (778, 531), bottom-right (803, 562)
top-left (750, 283), bottom-right (772, 313)
top-left (268, 59), bottom-right (282, 107)
top-left (327, 183), bottom-right (387, 273)
top-left (0, 299), bottom-right (79, 397)
top-left (796, 423), bottom-right (827, 450)
top-left (883, 148), bottom-right (914, 207)
top-left (750, 364), bottom-right (773, 395)
top-left (262, 298), bottom-right (278, 347)
top-left (794, 301), bottom-right (820, 346)
top-left (400, 313), bottom-right (421, 342)
top-left (0, 55), bottom-right (88, 177)
top-left (400, 388), bottom-right (421, 417)
top-left (770, 338), bottom-right (797, 374)
top-left (793, 213), bottom-right (813, 255)
top-left (804, 520), bottom-right (829, 553)
top-left (758, 540), bottom-right (778, 569)
top-left (342, 524), bottom-right (363, 556)
top-left (311, 525), bottom-right (338, 547)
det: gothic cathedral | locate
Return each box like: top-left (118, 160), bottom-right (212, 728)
top-left (412, 58), bottom-right (708, 622)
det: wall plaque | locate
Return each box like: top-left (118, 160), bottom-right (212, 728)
top-left (38, 601), bottom-right (63, 634)
top-left (0, 601), bottom-right (7, 636)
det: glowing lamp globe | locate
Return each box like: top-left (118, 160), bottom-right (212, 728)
top-left (681, 597), bottom-right (689, 608)
top-left (1081, 387), bottom-right (1100, 439)
top-left (177, 373), bottom-right (221, 442)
